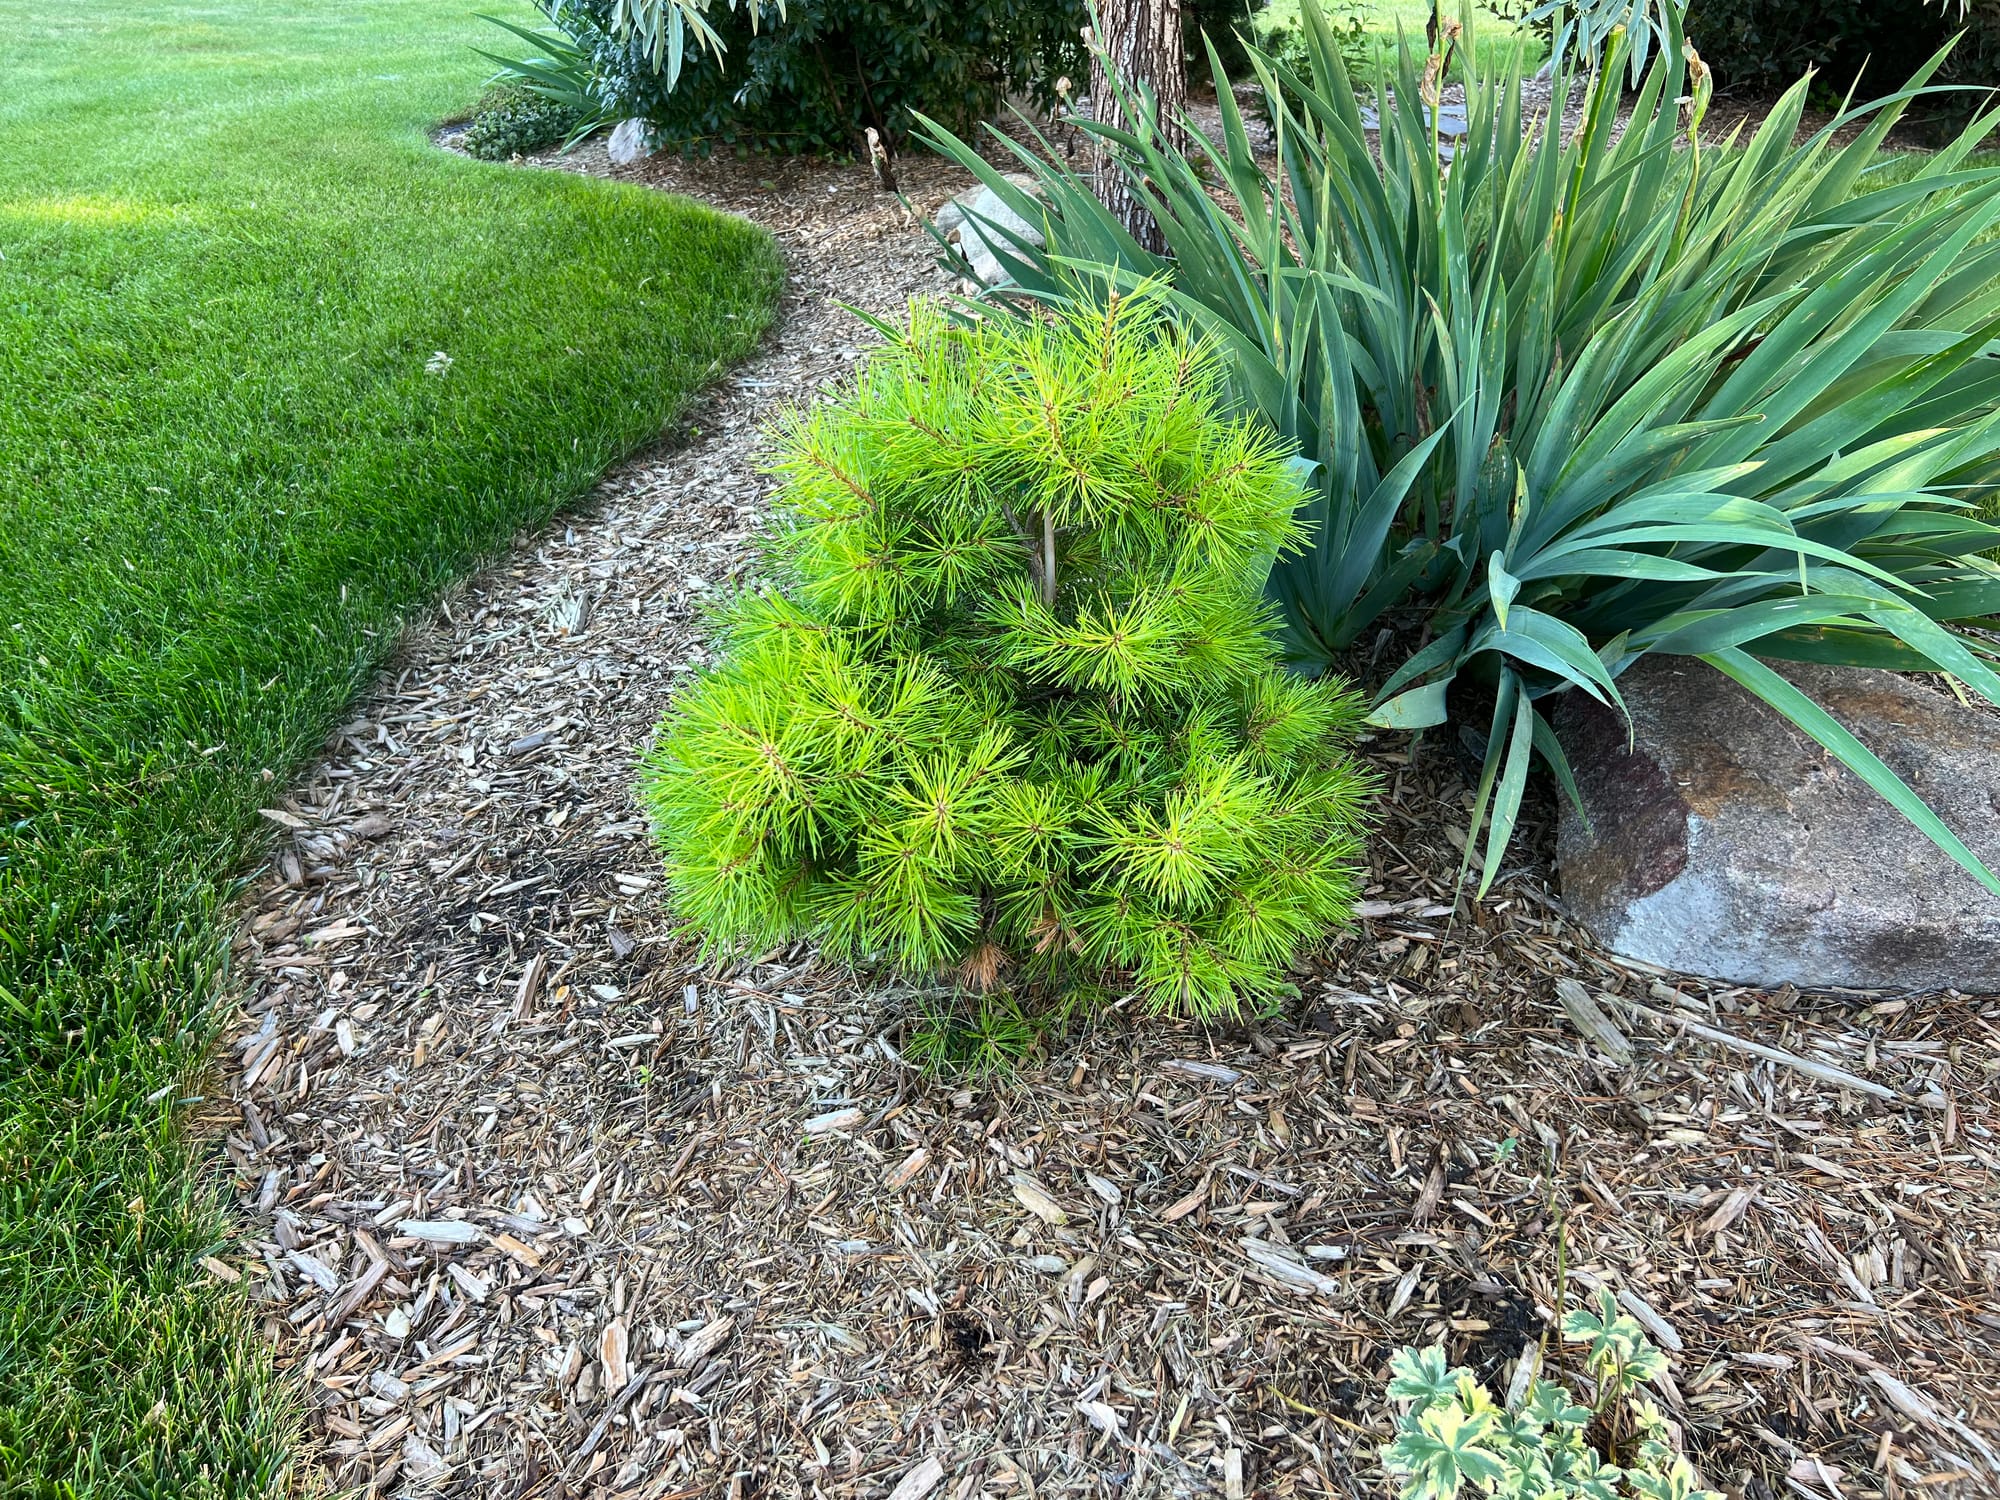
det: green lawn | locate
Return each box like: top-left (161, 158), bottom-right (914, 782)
top-left (1253, 0), bottom-right (1547, 78)
top-left (0, 1), bottom-right (781, 1492)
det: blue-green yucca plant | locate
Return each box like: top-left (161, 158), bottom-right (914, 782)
top-left (920, 6), bottom-right (2000, 896)
top-left (639, 289), bottom-right (1374, 1015)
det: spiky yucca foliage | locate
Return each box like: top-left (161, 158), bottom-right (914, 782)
top-left (921, 6), bottom-right (2000, 898)
top-left (639, 292), bottom-right (1374, 1016)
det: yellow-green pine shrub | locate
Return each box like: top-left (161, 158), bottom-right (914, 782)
top-left (639, 289), bottom-right (1374, 1016)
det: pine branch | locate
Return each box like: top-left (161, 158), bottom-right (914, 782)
top-left (998, 498), bottom-right (1047, 603)
top-left (1041, 508), bottom-right (1057, 608)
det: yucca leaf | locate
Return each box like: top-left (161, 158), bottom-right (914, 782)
top-left (1472, 606), bottom-right (1623, 710)
top-left (1370, 680), bottom-right (1451, 730)
top-left (1800, 46), bottom-right (1954, 218)
top-left (1543, 522), bottom-right (1918, 592)
top-left (1905, 576), bottom-right (2000, 617)
top-left (1861, 605), bottom-right (2000, 707)
top-left (1529, 707), bottom-right (1590, 825)
top-left (1512, 548), bottom-right (1724, 585)
top-left (1320, 422), bottom-right (1454, 608)
top-left (1324, 537), bottom-right (1441, 654)
top-left (1476, 674), bottom-right (1540, 897)
top-left (1487, 553), bottom-right (1522, 632)
top-left (1373, 621), bottom-right (1470, 705)
top-left (1645, 596), bottom-right (1896, 655)
top-left (1702, 647), bottom-right (2000, 894)
top-left (1755, 626), bottom-right (1944, 670)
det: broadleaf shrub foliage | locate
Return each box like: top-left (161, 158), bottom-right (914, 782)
top-left (474, 13), bottom-right (615, 141)
top-left (460, 85), bottom-right (584, 160)
top-left (921, 5), bottom-right (2000, 896)
top-left (640, 292), bottom-right (1374, 1015)
top-left (533, 0), bottom-right (1084, 154)
top-left (1685, 0), bottom-right (1998, 123)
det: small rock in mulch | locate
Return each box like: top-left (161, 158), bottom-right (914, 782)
top-left (606, 118), bottom-right (650, 165)
top-left (933, 173), bottom-right (1048, 287)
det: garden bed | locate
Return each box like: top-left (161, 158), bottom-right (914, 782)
top-left (220, 139), bottom-right (2000, 1500)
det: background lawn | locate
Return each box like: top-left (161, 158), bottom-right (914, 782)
top-left (0, 1), bottom-right (781, 1492)
top-left (1250, 0), bottom-right (1546, 79)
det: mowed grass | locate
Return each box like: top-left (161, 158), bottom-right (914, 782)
top-left (1252, 0), bottom-right (1547, 77)
top-left (0, 1), bottom-right (781, 1492)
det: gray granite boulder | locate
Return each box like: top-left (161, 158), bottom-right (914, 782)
top-left (606, 118), bottom-right (652, 165)
top-left (934, 175), bottom-right (1046, 287)
top-left (1555, 657), bottom-right (2000, 993)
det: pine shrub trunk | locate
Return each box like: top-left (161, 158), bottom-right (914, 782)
top-left (1087, 0), bottom-right (1188, 254)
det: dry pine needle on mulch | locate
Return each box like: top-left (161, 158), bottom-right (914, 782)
top-left (214, 136), bottom-right (2000, 1500)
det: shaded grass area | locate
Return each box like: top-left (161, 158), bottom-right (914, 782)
top-left (0, 1), bottom-right (781, 1491)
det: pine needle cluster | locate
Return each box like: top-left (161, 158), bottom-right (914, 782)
top-left (640, 289), bottom-right (1375, 1016)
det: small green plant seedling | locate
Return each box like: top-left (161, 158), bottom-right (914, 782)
top-left (1381, 1289), bottom-right (1721, 1500)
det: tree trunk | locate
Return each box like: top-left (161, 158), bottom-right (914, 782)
top-left (1086, 0), bottom-right (1187, 256)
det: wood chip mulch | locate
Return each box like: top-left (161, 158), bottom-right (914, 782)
top-left (214, 132), bottom-right (2000, 1500)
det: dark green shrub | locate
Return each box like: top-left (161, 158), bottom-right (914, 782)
top-left (553, 0), bottom-right (1085, 155)
top-left (460, 85), bottom-right (583, 160)
top-left (1684, 0), bottom-right (2000, 117)
top-left (1186, 0), bottom-right (1265, 79)
top-left (639, 292), bottom-right (1375, 1015)
top-left (1928, 1), bottom-right (2000, 123)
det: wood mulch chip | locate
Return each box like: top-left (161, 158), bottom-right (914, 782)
top-left (217, 128), bottom-right (2000, 1500)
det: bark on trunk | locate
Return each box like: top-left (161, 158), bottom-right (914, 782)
top-left (1086, 0), bottom-right (1188, 256)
